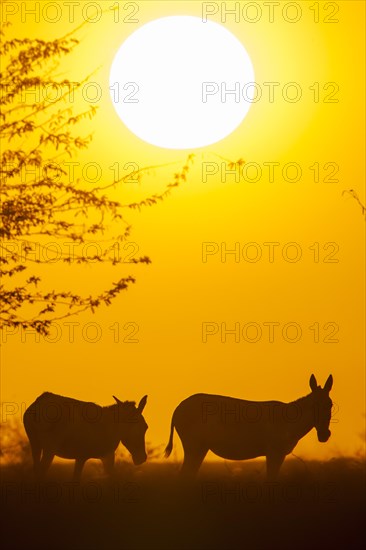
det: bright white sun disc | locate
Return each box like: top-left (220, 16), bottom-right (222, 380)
top-left (109, 16), bottom-right (255, 149)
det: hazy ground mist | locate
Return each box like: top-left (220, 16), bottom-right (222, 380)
top-left (1, 454), bottom-right (365, 550)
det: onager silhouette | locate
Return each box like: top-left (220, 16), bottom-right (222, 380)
top-left (165, 375), bottom-right (333, 480)
top-left (24, 392), bottom-right (148, 481)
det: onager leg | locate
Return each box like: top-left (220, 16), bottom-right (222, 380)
top-left (102, 452), bottom-right (115, 477)
top-left (30, 442), bottom-right (42, 479)
top-left (39, 450), bottom-right (55, 479)
top-left (180, 445), bottom-right (207, 479)
top-left (266, 453), bottom-right (286, 481)
top-left (73, 458), bottom-right (87, 482)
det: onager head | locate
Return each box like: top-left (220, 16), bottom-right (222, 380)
top-left (309, 374), bottom-right (333, 443)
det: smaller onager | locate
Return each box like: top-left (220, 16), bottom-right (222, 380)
top-left (23, 392), bottom-right (148, 480)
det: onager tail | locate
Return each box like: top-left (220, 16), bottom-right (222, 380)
top-left (164, 417), bottom-right (175, 458)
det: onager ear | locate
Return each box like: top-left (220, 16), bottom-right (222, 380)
top-left (113, 395), bottom-right (123, 405)
top-left (137, 395), bottom-right (148, 413)
top-left (323, 374), bottom-right (333, 393)
top-left (309, 374), bottom-right (318, 392)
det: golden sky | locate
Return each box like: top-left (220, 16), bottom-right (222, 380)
top-left (1, 1), bottom-right (365, 461)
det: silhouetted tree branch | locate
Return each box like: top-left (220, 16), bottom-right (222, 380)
top-left (342, 189), bottom-right (366, 219)
top-left (0, 23), bottom-right (197, 335)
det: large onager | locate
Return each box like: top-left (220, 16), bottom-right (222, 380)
top-left (165, 375), bottom-right (333, 480)
top-left (24, 392), bottom-right (148, 480)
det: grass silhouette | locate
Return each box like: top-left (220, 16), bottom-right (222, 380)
top-left (1, 449), bottom-right (365, 550)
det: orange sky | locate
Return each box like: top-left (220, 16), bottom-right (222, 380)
top-left (1, 1), bottom-right (365, 461)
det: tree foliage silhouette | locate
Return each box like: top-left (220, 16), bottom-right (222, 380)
top-left (342, 189), bottom-right (366, 219)
top-left (0, 23), bottom-right (195, 335)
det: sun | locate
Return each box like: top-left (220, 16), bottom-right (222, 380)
top-left (109, 16), bottom-right (255, 150)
